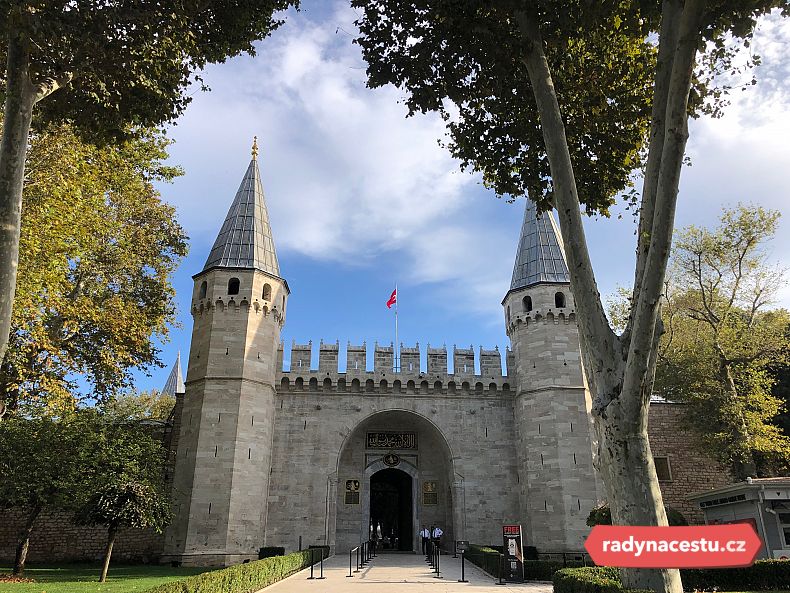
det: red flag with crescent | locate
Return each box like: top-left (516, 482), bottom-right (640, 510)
top-left (386, 288), bottom-right (397, 309)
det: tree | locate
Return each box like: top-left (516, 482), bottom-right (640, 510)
top-left (101, 389), bottom-right (176, 422)
top-left (352, 2), bottom-right (787, 590)
top-left (0, 0), bottom-right (299, 418)
top-left (657, 205), bottom-right (790, 478)
top-left (0, 415), bottom-right (95, 575)
top-left (0, 124), bottom-right (187, 417)
top-left (76, 418), bottom-right (170, 582)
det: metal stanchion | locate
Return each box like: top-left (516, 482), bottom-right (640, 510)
top-left (317, 551), bottom-right (325, 580)
top-left (348, 547), bottom-right (356, 577)
top-left (428, 541), bottom-right (434, 567)
top-left (308, 548), bottom-right (315, 580)
top-left (299, 536), bottom-right (302, 551)
top-left (433, 545), bottom-right (442, 579)
top-left (458, 550), bottom-right (468, 583)
top-left (355, 546), bottom-right (360, 572)
top-left (496, 552), bottom-right (506, 585)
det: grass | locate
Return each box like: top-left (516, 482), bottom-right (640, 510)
top-left (0, 564), bottom-right (213, 593)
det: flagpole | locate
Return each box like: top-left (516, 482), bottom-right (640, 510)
top-left (394, 283), bottom-right (399, 372)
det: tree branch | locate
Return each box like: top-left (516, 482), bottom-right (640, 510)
top-left (32, 71), bottom-right (74, 104)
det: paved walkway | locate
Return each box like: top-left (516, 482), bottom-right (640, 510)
top-left (262, 552), bottom-right (553, 592)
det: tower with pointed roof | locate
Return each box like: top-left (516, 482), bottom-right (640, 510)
top-left (163, 139), bottom-right (289, 566)
top-left (502, 200), bottom-right (601, 551)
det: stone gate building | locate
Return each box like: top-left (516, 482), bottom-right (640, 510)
top-left (160, 146), bottom-right (729, 567)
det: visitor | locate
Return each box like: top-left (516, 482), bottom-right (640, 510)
top-left (431, 525), bottom-right (443, 550)
top-left (420, 525), bottom-right (430, 554)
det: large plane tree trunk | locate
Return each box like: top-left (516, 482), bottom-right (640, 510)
top-left (516, 1), bottom-right (705, 591)
top-left (0, 29), bottom-right (36, 420)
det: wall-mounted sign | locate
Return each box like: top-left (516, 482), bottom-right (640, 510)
top-left (366, 431), bottom-right (417, 449)
top-left (423, 481), bottom-right (438, 505)
top-left (502, 524), bottom-right (524, 582)
top-left (383, 453), bottom-right (400, 466)
top-left (344, 479), bottom-right (360, 504)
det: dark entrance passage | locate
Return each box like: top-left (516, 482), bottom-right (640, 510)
top-left (370, 468), bottom-right (413, 551)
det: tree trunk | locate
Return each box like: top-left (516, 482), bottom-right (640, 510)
top-left (716, 349), bottom-right (757, 479)
top-left (12, 504), bottom-right (41, 575)
top-left (0, 29), bottom-right (36, 420)
top-left (99, 524), bottom-right (118, 583)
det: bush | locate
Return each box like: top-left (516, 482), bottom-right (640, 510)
top-left (553, 567), bottom-right (651, 593)
top-left (554, 560), bottom-right (790, 593)
top-left (586, 504), bottom-right (688, 527)
top-left (524, 559), bottom-right (585, 581)
top-left (143, 549), bottom-right (329, 593)
top-left (464, 544), bottom-right (501, 577)
top-left (258, 546), bottom-right (285, 559)
top-left (681, 560), bottom-right (790, 591)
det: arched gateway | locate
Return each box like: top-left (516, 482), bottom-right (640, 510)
top-left (335, 410), bottom-right (457, 552)
top-left (161, 145), bottom-right (601, 567)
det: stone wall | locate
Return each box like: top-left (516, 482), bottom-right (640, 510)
top-left (647, 402), bottom-right (732, 524)
top-left (0, 509), bottom-right (163, 564)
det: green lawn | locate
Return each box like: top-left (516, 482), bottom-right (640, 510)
top-left (0, 564), bottom-right (213, 593)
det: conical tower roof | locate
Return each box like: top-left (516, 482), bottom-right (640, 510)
top-left (509, 200), bottom-right (570, 290)
top-left (203, 139), bottom-right (280, 276)
top-left (162, 352), bottom-right (185, 396)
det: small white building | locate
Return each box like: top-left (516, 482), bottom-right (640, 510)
top-left (690, 477), bottom-right (790, 559)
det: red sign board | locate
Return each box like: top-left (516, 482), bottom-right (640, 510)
top-left (584, 525), bottom-right (763, 568)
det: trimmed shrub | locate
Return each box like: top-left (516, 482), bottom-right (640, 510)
top-left (524, 559), bottom-right (585, 581)
top-left (143, 548), bottom-right (329, 593)
top-left (553, 567), bottom-right (651, 593)
top-left (681, 560), bottom-right (790, 591)
top-left (586, 504), bottom-right (688, 527)
top-left (554, 561), bottom-right (790, 593)
top-left (258, 546), bottom-right (285, 559)
top-left (464, 544), bottom-right (501, 577)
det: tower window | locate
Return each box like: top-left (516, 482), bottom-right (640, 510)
top-left (199, 281), bottom-right (207, 299)
top-left (263, 283), bottom-right (272, 301)
top-left (523, 295), bottom-right (533, 312)
top-left (555, 291), bottom-right (566, 308)
top-left (654, 456), bottom-right (672, 481)
top-left (228, 278), bottom-right (240, 295)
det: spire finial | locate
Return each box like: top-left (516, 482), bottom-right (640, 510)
top-left (252, 136), bottom-right (259, 160)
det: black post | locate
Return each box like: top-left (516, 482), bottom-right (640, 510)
top-left (563, 552), bottom-right (567, 567)
top-left (433, 544), bottom-right (442, 578)
top-left (299, 536), bottom-right (302, 551)
top-left (348, 547), bottom-right (354, 577)
top-left (496, 553), bottom-right (506, 585)
top-left (458, 550), bottom-right (468, 583)
top-left (428, 541), bottom-right (434, 567)
top-left (355, 546), bottom-right (360, 572)
top-left (317, 552), bottom-right (325, 580)
top-left (308, 548), bottom-right (315, 580)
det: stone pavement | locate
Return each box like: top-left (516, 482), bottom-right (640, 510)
top-left (261, 552), bottom-right (553, 592)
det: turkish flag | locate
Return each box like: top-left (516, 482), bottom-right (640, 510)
top-left (386, 288), bottom-right (397, 309)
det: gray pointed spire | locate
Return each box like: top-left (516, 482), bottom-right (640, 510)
top-left (162, 352), bottom-right (185, 396)
top-left (510, 200), bottom-right (570, 290)
top-left (203, 142), bottom-right (280, 276)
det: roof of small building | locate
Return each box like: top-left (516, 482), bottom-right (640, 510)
top-left (689, 476), bottom-right (790, 501)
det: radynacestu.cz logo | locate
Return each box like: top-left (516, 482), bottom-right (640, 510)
top-left (585, 524), bottom-right (763, 568)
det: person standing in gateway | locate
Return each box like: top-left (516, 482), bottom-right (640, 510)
top-left (420, 525), bottom-right (430, 554)
top-left (431, 525), bottom-right (443, 549)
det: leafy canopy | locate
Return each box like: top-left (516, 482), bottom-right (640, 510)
top-left (0, 0), bottom-right (299, 139)
top-left (0, 123), bottom-right (187, 416)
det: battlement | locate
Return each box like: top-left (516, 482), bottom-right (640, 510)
top-left (277, 340), bottom-right (514, 379)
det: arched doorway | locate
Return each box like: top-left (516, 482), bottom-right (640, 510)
top-left (370, 468), bottom-right (413, 551)
top-left (333, 409), bottom-right (457, 553)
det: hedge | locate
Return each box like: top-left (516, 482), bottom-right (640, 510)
top-left (142, 548), bottom-right (329, 593)
top-left (554, 561), bottom-right (790, 593)
top-left (554, 567), bottom-right (651, 593)
top-left (464, 545), bottom-right (586, 581)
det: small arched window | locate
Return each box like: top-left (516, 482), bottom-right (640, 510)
top-left (555, 291), bottom-right (566, 308)
top-left (523, 295), bottom-right (533, 312)
top-left (263, 283), bottom-right (272, 301)
top-left (228, 278), bottom-right (240, 295)
top-left (198, 281), bottom-right (207, 299)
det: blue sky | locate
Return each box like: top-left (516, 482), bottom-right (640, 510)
top-left (135, 2), bottom-right (790, 390)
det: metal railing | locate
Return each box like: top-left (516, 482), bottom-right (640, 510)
top-left (346, 539), bottom-right (376, 578)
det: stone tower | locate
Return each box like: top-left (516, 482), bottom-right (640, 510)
top-left (502, 200), bottom-right (601, 550)
top-left (163, 140), bottom-right (289, 566)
